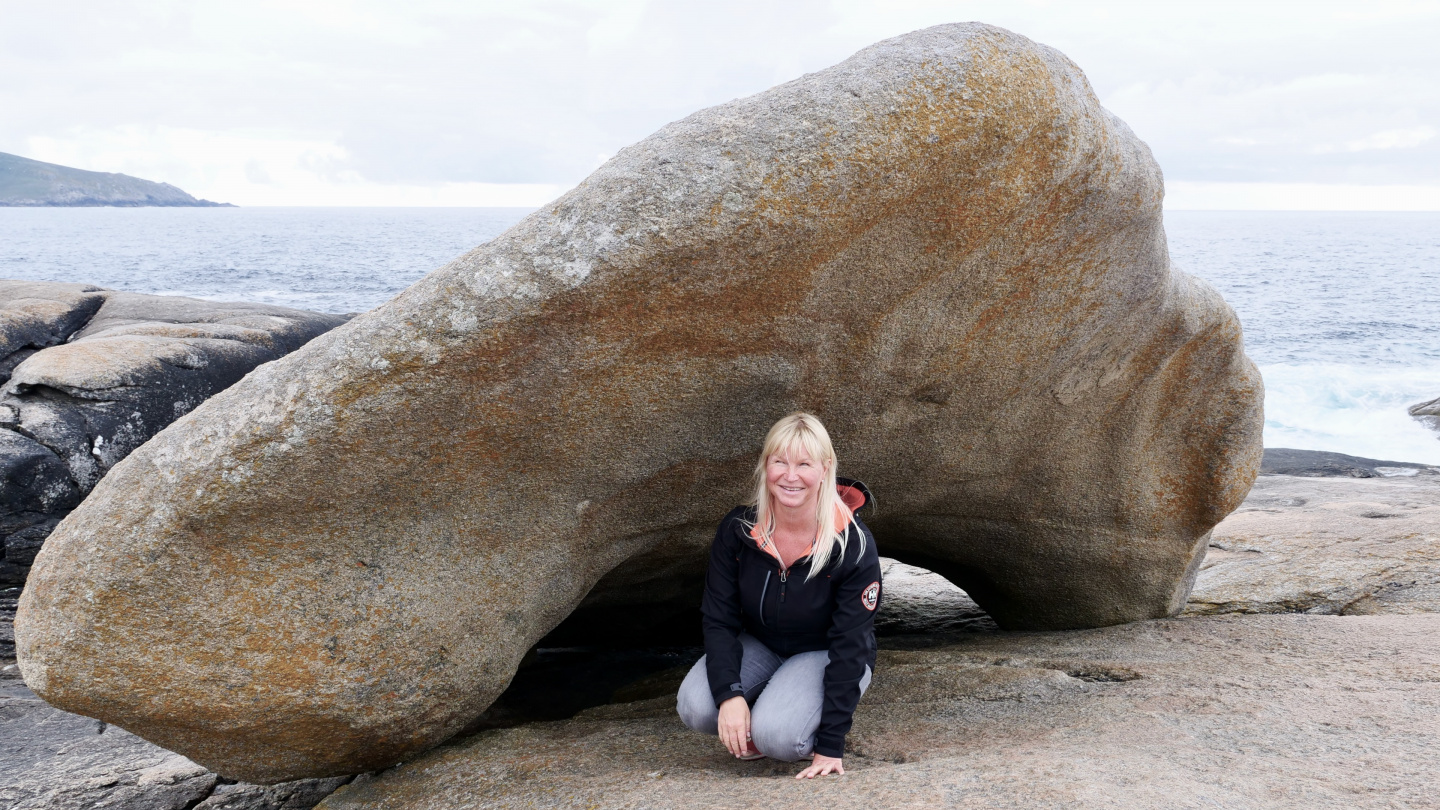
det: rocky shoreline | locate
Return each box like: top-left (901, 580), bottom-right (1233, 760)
top-left (6, 22), bottom-right (1438, 809)
top-left (1, 281), bottom-right (348, 589)
top-left (4, 450), bottom-right (1437, 808)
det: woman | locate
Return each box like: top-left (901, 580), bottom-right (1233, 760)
top-left (677, 412), bottom-right (881, 779)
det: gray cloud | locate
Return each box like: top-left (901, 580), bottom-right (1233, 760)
top-left (1, 0), bottom-right (1435, 198)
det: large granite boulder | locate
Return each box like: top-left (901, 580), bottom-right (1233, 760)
top-left (0, 281), bottom-right (348, 585)
top-left (18, 23), bottom-right (1262, 783)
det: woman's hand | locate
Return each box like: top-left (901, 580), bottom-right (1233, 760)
top-left (716, 696), bottom-right (751, 758)
top-left (796, 753), bottom-right (845, 779)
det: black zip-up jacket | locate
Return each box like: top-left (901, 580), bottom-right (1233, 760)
top-left (699, 480), bottom-right (881, 759)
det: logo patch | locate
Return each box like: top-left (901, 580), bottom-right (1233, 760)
top-left (861, 581), bottom-right (880, 611)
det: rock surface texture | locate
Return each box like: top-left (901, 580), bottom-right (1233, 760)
top-left (1411, 395), bottom-right (1440, 435)
top-left (1187, 472), bottom-right (1440, 616)
top-left (875, 559), bottom-right (998, 635)
top-left (18, 24), bottom-right (1262, 783)
top-left (1259, 446), bottom-right (1435, 479)
top-left (0, 281), bottom-right (347, 587)
top-left (316, 615), bottom-right (1440, 810)
top-left (1, 667), bottom-right (350, 810)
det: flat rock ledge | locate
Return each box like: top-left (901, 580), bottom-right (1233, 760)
top-left (317, 614), bottom-right (1440, 810)
top-left (1187, 472), bottom-right (1440, 616)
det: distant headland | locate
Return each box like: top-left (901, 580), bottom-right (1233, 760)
top-left (0, 151), bottom-right (232, 207)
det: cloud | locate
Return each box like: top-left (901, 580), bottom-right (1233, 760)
top-left (20, 125), bottom-right (563, 205)
top-left (1330, 126), bottom-right (1438, 153)
top-left (2, 0), bottom-right (1438, 206)
top-left (1166, 182), bottom-right (1440, 211)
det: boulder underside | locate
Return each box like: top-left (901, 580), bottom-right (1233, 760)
top-left (18, 23), bottom-right (1261, 782)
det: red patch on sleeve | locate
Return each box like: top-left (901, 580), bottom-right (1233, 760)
top-left (861, 581), bottom-right (880, 611)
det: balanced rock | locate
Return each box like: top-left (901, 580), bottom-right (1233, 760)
top-left (18, 23), bottom-right (1262, 782)
top-left (0, 281), bottom-right (348, 584)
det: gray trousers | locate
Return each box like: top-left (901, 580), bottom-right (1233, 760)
top-left (676, 633), bottom-right (872, 762)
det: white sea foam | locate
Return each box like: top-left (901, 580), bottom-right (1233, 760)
top-left (1260, 363), bottom-right (1440, 464)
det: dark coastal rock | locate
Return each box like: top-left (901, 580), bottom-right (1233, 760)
top-left (18, 23), bottom-right (1261, 783)
top-left (0, 282), bottom-right (106, 381)
top-left (1410, 395), bottom-right (1440, 434)
top-left (0, 432), bottom-right (79, 582)
top-left (1, 587), bottom-right (16, 660)
top-left (0, 668), bottom-right (350, 809)
top-left (1260, 447), bottom-right (1437, 479)
top-left (0, 281), bottom-right (348, 585)
top-left (0, 151), bottom-right (229, 207)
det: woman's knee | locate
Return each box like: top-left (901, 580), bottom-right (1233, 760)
top-left (749, 709), bottom-right (811, 762)
top-left (750, 652), bottom-right (858, 762)
top-left (675, 658), bottom-right (719, 734)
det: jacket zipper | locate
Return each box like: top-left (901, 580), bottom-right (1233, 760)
top-left (759, 571), bottom-right (771, 627)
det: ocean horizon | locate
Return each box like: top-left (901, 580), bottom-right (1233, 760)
top-left (2, 206), bottom-right (1437, 465)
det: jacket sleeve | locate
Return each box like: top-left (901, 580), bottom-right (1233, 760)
top-left (814, 525), bottom-right (881, 759)
top-left (699, 510), bottom-right (747, 708)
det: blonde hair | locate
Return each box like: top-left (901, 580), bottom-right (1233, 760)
top-left (748, 412), bottom-right (865, 580)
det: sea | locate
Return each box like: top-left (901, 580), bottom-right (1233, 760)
top-left (1, 207), bottom-right (1437, 464)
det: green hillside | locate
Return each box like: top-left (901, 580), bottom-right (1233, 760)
top-left (0, 151), bottom-right (231, 207)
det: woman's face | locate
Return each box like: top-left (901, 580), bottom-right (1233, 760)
top-left (766, 445), bottom-right (825, 514)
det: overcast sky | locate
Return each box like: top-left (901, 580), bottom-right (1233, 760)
top-left (4, 0), bottom-right (1438, 208)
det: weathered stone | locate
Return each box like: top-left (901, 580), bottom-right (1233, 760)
top-left (0, 282), bottom-right (106, 384)
top-left (0, 672), bottom-right (219, 810)
top-left (875, 559), bottom-right (997, 635)
top-left (0, 281), bottom-right (348, 585)
top-left (0, 431), bottom-right (79, 542)
top-left (0, 586), bottom-right (15, 659)
top-left (315, 615), bottom-right (1440, 810)
top-left (18, 23), bottom-right (1261, 782)
top-left (1411, 395), bottom-right (1440, 435)
top-left (0, 668), bottom-right (351, 810)
top-left (1260, 446), bottom-right (1436, 478)
top-left (191, 777), bottom-right (353, 810)
top-left (1185, 472), bottom-right (1440, 616)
